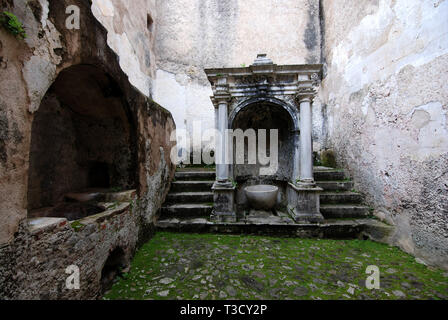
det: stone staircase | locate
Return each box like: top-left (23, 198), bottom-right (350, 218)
top-left (160, 169), bottom-right (215, 219)
top-left (314, 167), bottom-right (370, 219)
top-left (159, 167), bottom-right (370, 221)
top-left (156, 167), bottom-right (393, 241)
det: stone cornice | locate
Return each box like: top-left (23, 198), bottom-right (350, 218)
top-left (204, 64), bottom-right (322, 78)
top-left (205, 56), bottom-right (322, 99)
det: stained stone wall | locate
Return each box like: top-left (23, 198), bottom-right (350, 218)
top-left (0, 0), bottom-right (175, 299)
top-left (320, 0), bottom-right (448, 269)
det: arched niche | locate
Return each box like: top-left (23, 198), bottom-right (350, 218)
top-left (27, 64), bottom-right (137, 219)
top-left (230, 99), bottom-right (298, 212)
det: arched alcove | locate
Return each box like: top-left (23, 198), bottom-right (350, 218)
top-left (231, 101), bottom-right (295, 181)
top-left (231, 101), bottom-right (297, 212)
top-left (27, 64), bottom-right (137, 219)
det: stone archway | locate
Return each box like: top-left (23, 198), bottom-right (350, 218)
top-left (229, 97), bottom-right (299, 132)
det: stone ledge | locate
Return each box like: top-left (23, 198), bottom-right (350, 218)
top-left (288, 182), bottom-right (323, 192)
top-left (79, 202), bottom-right (131, 225)
top-left (27, 202), bottom-right (131, 235)
top-left (28, 217), bottom-right (68, 234)
top-left (65, 189), bottom-right (136, 203)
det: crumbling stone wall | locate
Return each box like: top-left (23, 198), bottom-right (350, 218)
top-left (1, 206), bottom-right (139, 299)
top-left (320, 0), bottom-right (448, 269)
top-left (0, 0), bottom-right (175, 299)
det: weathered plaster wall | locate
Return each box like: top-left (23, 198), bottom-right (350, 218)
top-left (321, 0), bottom-right (448, 269)
top-left (0, 0), bottom-right (175, 298)
top-left (92, 0), bottom-right (157, 96)
top-left (153, 0), bottom-right (321, 145)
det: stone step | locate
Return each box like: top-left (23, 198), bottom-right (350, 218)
top-left (166, 192), bottom-right (214, 204)
top-left (170, 181), bottom-right (214, 193)
top-left (314, 170), bottom-right (346, 181)
top-left (160, 203), bottom-right (213, 218)
top-left (177, 167), bottom-right (215, 172)
top-left (320, 204), bottom-right (370, 219)
top-left (156, 217), bottom-right (390, 239)
top-left (175, 171), bottom-right (216, 181)
top-left (320, 192), bottom-right (364, 204)
top-left (317, 181), bottom-right (354, 191)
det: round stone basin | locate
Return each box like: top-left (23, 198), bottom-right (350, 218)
top-left (245, 185), bottom-right (279, 210)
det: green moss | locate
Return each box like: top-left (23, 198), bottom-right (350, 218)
top-left (109, 186), bottom-right (122, 193)
top-left (103, 233), bottom-right (448, 301)
top-left (70, 221), bottom-right (85, 232)
top-left (320, 150), bottom-right (337, 168)
top-left (0, 11), bottom-right (27, 39)
top-left (106, 201), bottom-right (120, 210)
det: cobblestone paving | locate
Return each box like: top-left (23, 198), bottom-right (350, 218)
top-left (104, 233), bottom-right (448, 300)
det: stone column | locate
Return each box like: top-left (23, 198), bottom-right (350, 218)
top-left (287, 91), bottom-right (324, 224)
top-left (211, 91), bottom-right (236, 223)
top-left (216, 100), bottom-right (230, 182)
top-left (292, 129), bottom-right (301, 183)
top-left (298, 96), bottom-right (315, 185)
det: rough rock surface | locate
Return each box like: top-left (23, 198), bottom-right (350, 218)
top-left (320, 0), bottom-right (448, 269)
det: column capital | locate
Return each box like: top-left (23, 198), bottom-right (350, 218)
top-left (211, 97), bottom-right (218, 108)
top-left (213, 93), bottom-right (231, 105)
top-left (295, 87), bottom-right (317, 103)
top-left (213, 78), bottom-right (231, 104)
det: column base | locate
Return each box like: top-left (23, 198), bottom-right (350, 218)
top-left (211, 182), bottom-right (236, 223)
top-left (287, 182), bottom-right (324, 224)
top-left (295, 179), bottom-right (316, 188)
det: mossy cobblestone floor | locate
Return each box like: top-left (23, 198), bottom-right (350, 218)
top-left (104, 232), bottom-right (448, 300)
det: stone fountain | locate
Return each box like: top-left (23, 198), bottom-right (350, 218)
top-left (205, 54), bottom-right (325, 224)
